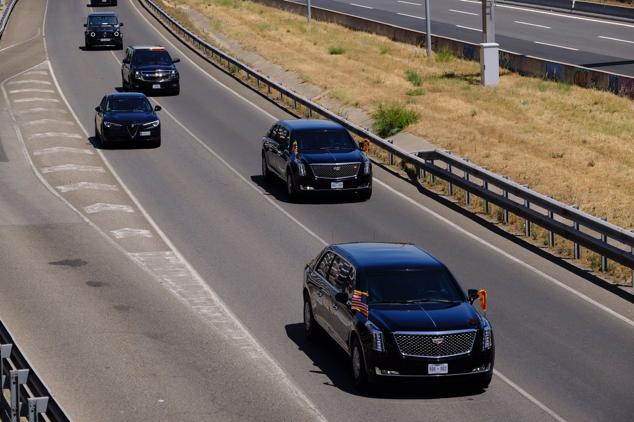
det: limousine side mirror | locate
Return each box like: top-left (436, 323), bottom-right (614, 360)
top-left (94, 106), bottom-right (101, 112)
top-left (154, 105), bottom-right (162, 111)
top-left (122, 58), bottom-right (130, 64)
top-left (335, 292), bottom-right (348, 305)
top-left (83, 23), bottom-right (87, 27)
top-left (119, 22), bottom-right (124, 27)
top-left (467, 289), bottom-right (479, 304)
top-left (172, 58), bottom-right (181, 64)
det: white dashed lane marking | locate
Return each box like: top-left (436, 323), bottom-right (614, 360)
top-left (598, 35), bottom-right (634, 44)
top-left (111, 228), bottom-right (153, 239)
top-left (456, 24), bottom-right (480, 31)
top-left (34, 146), bottom-right (93, 155)
top-left (397, 13), bottom-right (426, 20)
top-left (40, 164), bottom-right (105, 174)
top-left (9, 88), bottom-right (55, 94)
top-left (449, 9), bottom-right (479, 16)
top-left (534, 41), bottom-right (579, 51)
top-left (7, 80), bottom-right (52, 85)
top-left (84, 203), bottom-right (134, 214)
top-left (28, 132), bottom-right (82, 139)
top-left (56, 182), bottom-right (119, 193)
top-left (514, 21), bottom-right (551, 29)
top-left (13, 97), bottom-right (59, 103)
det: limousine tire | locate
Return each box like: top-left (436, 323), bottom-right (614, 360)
top-left (351, 337), bottom-right (369, 390)
top-left (303, 297), bottom-right (318, 341)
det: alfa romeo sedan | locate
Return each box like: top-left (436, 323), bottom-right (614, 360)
top-left (261, 119), bottom-right (372, 200)
top-left (84, 12), bottom-right (123, 50)
top-left (303, 243), bottom-right (494, 389)
top-left (94, 93), bottom-right (161, 148)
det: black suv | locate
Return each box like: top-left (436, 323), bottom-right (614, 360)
top-left (262, 119), bottom-right (372, 200)
top-left (94, 92), bottom-right (162, 148)
top-left (303, 243), bottom-right (494, 389)
top-left (121, 46), bottom-right (180, 95)
top-left (90, 0), bottom-right (117, 6)
top-left (84, 12), bottom-right (123, 50)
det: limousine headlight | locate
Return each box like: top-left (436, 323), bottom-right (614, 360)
top-left (363, 160), bottom-right (371, 175)
top-left (365, 320), bottom-right (385, 352)
top-left (481, 318), bottom-right (492, 350)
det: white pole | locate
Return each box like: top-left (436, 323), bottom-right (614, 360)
top-left (425, 0), bottom-right (432, 57)
top-left (307, 0), bottom-right (312, 23)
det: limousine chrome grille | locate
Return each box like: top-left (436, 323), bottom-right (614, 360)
top-left (140, 71), bottom-right (172, 82)
top-left (310, 162), bottom-right (360, 179)
top-left (393, 329), bottom-right (477, 358)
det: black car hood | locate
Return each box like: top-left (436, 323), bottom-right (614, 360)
top-left (370, 302), bottom-right (480, 332)
top-left (104, 111), bottom-right (156, 125)
top-left (299, 149), bottom-right (364, 164)
top-left (133, 64), bottom-right (176, 72)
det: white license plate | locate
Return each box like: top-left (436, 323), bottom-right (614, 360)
top-left (140, 131), bottom-right (151, 136)
top-left (152, 84), bottom-right (161, 89)
top-left (100, 38), bottom-right (111, 42)
top-left (428, 363), bottom-right (448, 375)
top-left (330, 182), bottom-right (344, 190)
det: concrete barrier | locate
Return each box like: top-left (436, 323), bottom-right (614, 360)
top-left (251, 0), bottom-right (634, 99)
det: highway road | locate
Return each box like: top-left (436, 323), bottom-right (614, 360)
top-left (291, 0), bottom-right (634, 76)
top-left (1, 0), bottom-right (633, 420)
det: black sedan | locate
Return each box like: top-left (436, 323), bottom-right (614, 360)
top-left (261, 119), bottom-right (372, 201)
top-left (84, 12), bottom-right (123, 50)
top-left (90, 0), bottom-right (117, 6)
top-left (94, 93), bottom-right (161, 148)
top-left (303, 242), bottom-right (494, 389)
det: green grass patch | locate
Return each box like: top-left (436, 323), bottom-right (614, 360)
top-left (406, 87), bottom-right (426, 96)
top-left (328, 46), bottom-right (345, 55)
top-left (379, 46), bottom-right (390, 55)
top-left (372, 103), bottom-right (420, 137)
top-left (405, 69), bottom-right (422, 86)
top-left (435, 47), bottom-right (454, 63)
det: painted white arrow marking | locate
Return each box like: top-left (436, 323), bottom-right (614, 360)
top-left (40, 164), bottom-right (105, 174)
top-left (111, 228), bottom-right (153, 239)
top-left (29, 132), bottom-right (82, 140)
top-left (7, 80), bottom-right (52, 85)
top-left (34, 146), bottom-right (93, 156)
top-left (56, 182), bottom-right (118, 193)
top-left (84, 203), bottom-right (134, 214)
top-left (9, 88), bottom-right (55, 94)
top-left (24, 119), bottom-right (74, 126)
top-left (13, 98), bottom-right (59, 103)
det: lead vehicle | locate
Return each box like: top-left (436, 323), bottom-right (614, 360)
top-left (303, 243), bottom-right (494, 389)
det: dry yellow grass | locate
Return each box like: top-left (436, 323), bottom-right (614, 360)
top-left (159, 0), bottom-right (634, 280)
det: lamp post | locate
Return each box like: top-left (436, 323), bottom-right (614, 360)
top-left (425, 0), bottom-right (432, 57)
top-left (307, 0), bottom-right (312, 23)
top-left (480, 0), bottom-right (499, 86)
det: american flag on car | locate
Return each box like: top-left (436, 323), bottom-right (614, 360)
top-left (351, 290), bottom-right (368, 317)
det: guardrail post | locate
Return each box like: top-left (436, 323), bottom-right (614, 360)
top-left (1, 343), bottom-right (12, 389)
top-left (524, 198), bottom-right (531, 238)
top-left (387, 139), bottom-right (394, 165)
top-left (548, 210), bottom-right (555, 248)
top-left (630, 230), bottom-right (634, 285)
top-left (600, 217), bottom-right (608, 272)
top-left (573, 206), bottom-right (581, 260)
top-left (447, 163), bottom-right (453, 195)
top-left (502, 176), bottom-right (509, 224)
top-left (428, 160), bottom-right (435, 184)
top-left (464, 172), bottom-right (470, 206)
top-left (308, 108), bottom-right (312, 118)
top-left (483, 180), bottom-right (489, 214)
top-left (27, 397), bottom-right (48, 422)
top-left (10, 369), bottom-right (28, 422)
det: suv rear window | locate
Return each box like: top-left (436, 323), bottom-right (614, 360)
top-left (294, 129), bottom-right (356, 152)
top-left (133, 50), bottom-right (173, 66)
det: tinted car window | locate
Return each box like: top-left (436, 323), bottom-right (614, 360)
top-left (89, 15), bottom-right (118, 26)
top-left (294, 129), bottom-right (357, 152)
top-left (363, 267), bottom-right (464, 304)
top-left (328, 256), bottom-right (354, 291)
top-left (316, 252), bottom-right (334, 278)
top-left (106, 97), bottom-right (152, 112)
top-left (133, 50), bottom-right (173, 65)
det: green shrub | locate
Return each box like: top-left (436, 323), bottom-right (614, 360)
top-left (406, 88), bottom-right (426, 96)
top-left (328, 46), bottom-right (345, 55)
top-left (379, 46), bottom-right (390, 55)
top-left (372, 103), bottom-right (420, 137)
top-left (435, 47), bottom-right (454, 63)
top-left (405, 69), bottom-right (422, 86)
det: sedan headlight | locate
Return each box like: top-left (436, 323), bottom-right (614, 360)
top-left (143, 120), bottom-right (160, 129)
top-left (296, 160), bottom-right (306, 177)
top-left (365, 320), bottom-right (385, 352)
top-left (481, 318), bottom-right (492, 350)
top-left (170, 69), bottom-right (177, 78)
top-left (363, 159), bottom-right (371, 175)
top-left (103, 121), bottom-right (121, 128)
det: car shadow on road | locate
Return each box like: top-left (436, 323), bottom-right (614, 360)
top-left (88, 135), bottom-right (158, 150)
top-left (285, 323), bottom-right (485, 399)
top-left (251, 175), bottom-right (368, 205)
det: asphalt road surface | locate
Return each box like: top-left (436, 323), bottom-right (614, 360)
top-left (1, 0), bottom-right (633, 421)
top-left (294, 0), bottom-right (634, 76)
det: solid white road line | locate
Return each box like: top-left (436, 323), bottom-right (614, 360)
top-left (397, 12), bottom-right (426, 20)
top-left (56, 182), bottom-right (118, 193)
top-left (534, 41), bottom-right (579, 51)
top-left (598, 35), bottom-right (634, 44)
top-left (397, 1), bottom-right (421, 5)
top-left (40, 164), bottom-right (105, 174)
top-left (110, 228), bottom-right (153, 239)
top-left (449, 9), bottom-right (479, 16)
top-left (34, 146), bottom-right (93, 155)
top-left (456, 24), bottom-right (481, 31)
top-left (350, 3), bottom-right (373, 9)
top-left (85, 203), bottom-right (134, 214)
top-left (514, 21), bottom-right (551, 29)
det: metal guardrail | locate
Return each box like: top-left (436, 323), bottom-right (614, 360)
top-left (0, 0), bottom-right (18, 39)
top-left (501, 0), bottom-right (634, 21)
top-left (138, 0), bottom-right (634, 280)
top-left (1, 321), bottom-right (71, 422)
